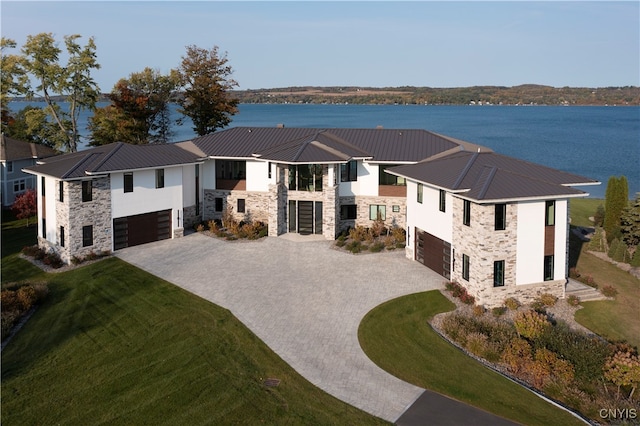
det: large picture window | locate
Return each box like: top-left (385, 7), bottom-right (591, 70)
top-left (289, 164), bottom-right (323, 192)
top-left (216, 159), bottom-right (246, 180)
top-left (379, 165), bottom-right (406, 186)
top-left (341, 160), bottom-right (357, 182)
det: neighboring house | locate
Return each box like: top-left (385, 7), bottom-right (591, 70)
top-left (1, 135), bottom-right (58, 207)
top-left (23, 127), bottom-right (599, 306)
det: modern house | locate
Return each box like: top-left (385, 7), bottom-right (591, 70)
top-left (1, 135), bottom-right (58, 207)
top-left (23, 127), bottom-right (598, 306)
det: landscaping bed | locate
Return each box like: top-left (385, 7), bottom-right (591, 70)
top-left (334, 220), bottom-right (406, 254)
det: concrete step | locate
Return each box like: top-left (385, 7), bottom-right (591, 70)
top-left (565, 279), bottom-right (607, 302)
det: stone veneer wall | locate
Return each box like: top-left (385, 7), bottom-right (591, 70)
top-left (182, 204), bottom-right (199, 230)
top-left (338, 195), bottom-right (406, 233)
top-left (203, 189), bottom-right (270, 224)
top-left (451, 198), bottom-right (563, 307)
top-left (41, 177), bottom-right (112, 264)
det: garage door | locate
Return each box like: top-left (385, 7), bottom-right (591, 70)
top-left (113, 210), bottom-right (172, 250)
top-left (415, 228), bottom-right (451, 279)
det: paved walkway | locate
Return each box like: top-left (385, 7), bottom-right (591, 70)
top-left (116, 233), bottom-right (515, 424)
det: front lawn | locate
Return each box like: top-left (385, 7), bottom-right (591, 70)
top-left (358, 291), bottom-right (585, 426)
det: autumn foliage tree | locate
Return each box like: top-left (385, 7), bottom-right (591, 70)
top-left (12, 189), bottom-right (37, 227)
top-left (177, 45), bottom-right (239, 136)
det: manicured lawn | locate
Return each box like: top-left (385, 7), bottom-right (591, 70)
top-left (1, 257), bottom-right (388, 425)
top-left (358, 291), bottom-right (585, 426)
top-left (569, 198), bottom-right (602, 228)
top-left (1, 211), bottom-right (45, 284)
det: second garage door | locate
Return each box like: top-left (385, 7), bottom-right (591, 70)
top-left (113, 210), bottom-right (172, 250)
top-left (415, 228), bottom-right (451, 279)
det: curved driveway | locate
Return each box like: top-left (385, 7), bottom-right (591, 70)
top-left (116, 233), bottom-right (444, 422)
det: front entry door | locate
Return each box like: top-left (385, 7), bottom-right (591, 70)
top-left (298, 201), bottom-right (313, 235)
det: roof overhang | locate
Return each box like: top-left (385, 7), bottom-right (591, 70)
top-left (453, 191), bottom-right (591, 204)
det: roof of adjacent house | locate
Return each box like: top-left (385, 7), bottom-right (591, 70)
top-left (0, 135), bottom-right (59, 162)
top-left (183, 127), bottom-right (464, 163)
top-left (23, 142), bottom-right (201, 179)
top-left (387, 150), bottom-right (599, 202)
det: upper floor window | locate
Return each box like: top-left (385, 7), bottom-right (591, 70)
top-left (41, 176), bottom-right (46, 196)
top-left (289, 164), bottom-right (322, 192)
top-left (59, 181), bottom-right (64, 202)
top-left (439, 189), bottom-right (446, 212)
top-left (124, 173), bottom-right (133, 193)
top-left (82, 180), bottom-right (92, 202)
top-left (216, 159), bottom-right (246, 180)
top-left (156, 169), bottom-right (164, 189)
top-left (340, 160), bottom-right (357, 182)
top-left (495, 203), bottom-right (506, 230)
top-left (463, 200), bottom-right (471, 226)
top-left (417, 183), bottom-right (423, 204)
top-left (379, 165), bottom-right (406, 186)
top-left (545, 200), bottom-right (555, 226)
top-left (7, 161), bottom-right (13, 173)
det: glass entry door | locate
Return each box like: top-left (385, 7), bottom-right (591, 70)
top-left (288, 200), bottom-right (323, 235)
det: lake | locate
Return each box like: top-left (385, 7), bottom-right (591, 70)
top-left (8, 102), bottom-right (640, 198)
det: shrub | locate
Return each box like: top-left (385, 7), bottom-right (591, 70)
top-left (349, 226), bottom-right (368, 242)
top-left (459, 292), bottom-right (475, 305)
top-left (537, 293), bottom-right (558, 307)
top-left (1, 290), bottom-right (20, 313)
top-left (241, 223), bottom-right (258, 239)
top-left (1, 310), bottom-right (20, 341)
top-left (370, 218), bottom-right (385, 238)
top-left (369, 242), bottom-right (385, 253)
top-left (16, 286), bottom-right (37, 311)
top-left (208, 220), bottom-right (219, 233)
top-left (603, 348), bottom-right (640, 399)
top-left (567, 295), bottom-right (581, 306)
top-left (631, 247), bottom-right (640, 267)
top-left (391, 226), bottom-right (406, 245)
top-left (503, 297), bottom-right (520, 311)
top-left (492, 306), bottom-right (507, 317)
top-left (383, 234), bottom-right (396, 249)
top-left (514, 310), bottom-right (550, 340)
top-left (195, 223), bottom-right (205, 232)
top-left (583, 275), bottom-right (597, 289)
top-left (601, 285), bottom-right (618, 298)
top-left (22, 245), bottom-right (41, 257)
top-left (502, 338), bottom-right (533, 375)
top-left (465, 332), bottom-right (490, 357)
top-left (587, 228), bottom-right (606, 252)
top-left (335, 239), bottom-right (346, 248)
top-left (346, 240), bottom-right (362, 254)
top-left (473, 305), bottom-right (485, 317)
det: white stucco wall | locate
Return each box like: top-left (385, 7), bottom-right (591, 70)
top-left (182, 165), bottom-right (197, 206)
top-left (554, 199), bottom-right (568, 279)
top-left (515, 201), bottom-right (546, 285)
top-left (405, 182), bottom-right (453, 258)
top-left (246, 160), bottom-right (271, 192)
top-left (202, 160), bottom-right (216, 190)
top-left (43, 176), bottom-right (57, 243)
top-left (111, 167), bottom-right (183, 221)
top-left (339, 161), bottom-right (378, 196)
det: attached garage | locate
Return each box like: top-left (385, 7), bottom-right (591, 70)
top-left (415, 228), bottom-right (451, 279)
top-left (113, 209), bottom-right (172, 250)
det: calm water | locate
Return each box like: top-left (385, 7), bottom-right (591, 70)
top-left (9, 102), bottom-right (640, 198)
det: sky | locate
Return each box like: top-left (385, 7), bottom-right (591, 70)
top-left (2, 1), bottom-right (639, 91)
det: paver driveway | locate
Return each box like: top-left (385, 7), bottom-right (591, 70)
top-left (116, 232), bottom-right (445, 422)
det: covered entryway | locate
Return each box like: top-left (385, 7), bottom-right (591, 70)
top-left (288, 200), bottom-right (323, 236)
top-left (113, 209), bottom-right (172, 250)
top-left (415, 228), bottom-right (451, 279)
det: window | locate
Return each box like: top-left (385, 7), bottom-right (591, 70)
top-left (289, 164), bottom-right (323, 192)
top-left (340, 204), bottom-right (357, 220)
top-left (82, 180), bottom-right (92, 202)
top-left (216, 159), bottom-right (246, 180)
top-left (462, 254), bottom-right (470, 281)
top-left (369, 205), bottom-right (386, 221)
top-left (379, 165), bottom-right (406, 186)
top-left (340, 160), bottom-right (357, 182)
top-left (124, 173), bottom-right (133, 193)
top-left (495, 203), bottom-right (506, 230)
top-left (545, 200), bottom-right (555, 226)
top-left (493, 260), bottom-right (505, 287)
top-left (237, 198), bottom-right (245, 213)
top-left (392, 205), bottom-right (400, 213)
top-left (463, 200), bottom-right (471, 226)
top-left (195, 164), bottom-right (200, 216)
top-left (82, 225), bottom-right (93, 247)
top-left (41, 176), bottom-right (46, 196)
top-left (544, 255), bottom-right (554, 281)
top-left (7, 161), bottom-right (13, 173)
top-left (13, 179), bottom-right (26, 193)
top-left (417, 183), bottom-right (423, 204)
top-left (59, 181), bottom-right (64, 202)
top-left (215, 197), bottom-right (223, 212)
top-left (60, 226), bottom-right (65, 247)
top-left (268, 162), bottom-right (272, 179)
top-left (439, 190), bottom-right (446, 212)
top-left (156, 169), bottom-right (164, 189)
top-left (42, 218), bottom-right (46, 238)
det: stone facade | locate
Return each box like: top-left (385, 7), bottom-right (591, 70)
top-left (41, 177), bottom-right (112, 263)
top-left (204, 189), bottom-right (271, 225)
top-left (450, 198), bottom-right (564, 307)
top-left (338, 195), bottom-right (406, 233)
top-left (182, 204), bottom-right (200, 230)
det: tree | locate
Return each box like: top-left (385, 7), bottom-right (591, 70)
top-left (621, 194), bottom-right (640, 247)
top-left (177, 45), bottom-right (239, 136)
top-left (603, 176), bottom-right (628, 242)
top-left (17, 33), bottom-right (101, 152)
top-left (1, 37), bottom-right (29, 133)
top-left (12, 189), bottom-right (37, 227)
top-left (89, 68), bottom-right (179, 145)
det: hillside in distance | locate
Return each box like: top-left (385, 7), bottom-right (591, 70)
top-left (232, 85), bottom-right (640, 106)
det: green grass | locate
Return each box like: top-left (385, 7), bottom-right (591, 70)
top-left (1, 258), bottom-right (388, 425)
top-left (569, 198), bottom-right (603, 228)
top-left (358, 291), bottom-right (585, 426)
top-left (1, 211), bottom-right (46, 285)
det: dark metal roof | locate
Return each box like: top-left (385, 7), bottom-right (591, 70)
top-left (388, 150), bottom-right (599, 201)
top-left (0, 135), bottom-right (59, 162)
top-left (188, 127), bottom-right (460, 163)
top-left (23, 142), bottom-right (201, 179)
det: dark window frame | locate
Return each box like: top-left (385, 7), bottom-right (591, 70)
top-left (124, 173), bottom-right (133, 193)
top-left (215, 197), bottom-right (223, 212)
top-left (417, 183), bottom-right (423, 204)
top-left (439, 189), bottom-right (446, 212)
top-left (60, 226), bottom-right (65, 247)
top-left (82, 225), bottom-right (93, 247)
top-left (545, 200), bottom-right (555, 226)
top-left (544, 255), bottom-right (554, 281)
top-left (340, 204), bottom-right (357, 220)
top-left (340, 160), bottom-right (357, 182)
top-left (463, 200), bottom-right (471, 226)
top-left (156, 169), bottom-right (165, 189)
top-left (369, 204), bottom-right (386, 221)
top-left (41, 176), bottom-right (45, 196)
top-left (82, 180), bottom-right (92, 202)
top-left (237, 198), bottom-right (245, 213)
top-left (59, 181), bottom-right (64, 202)
top-left (493, 260), bottom-right (505, 287)
top-left (462, 254), bottom-right (470, 281)
top-left (495, 203), bottom-right (507, 230)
